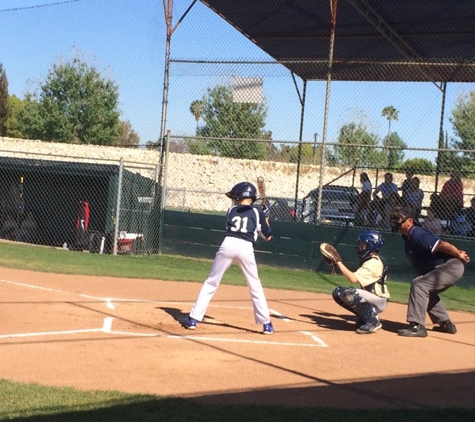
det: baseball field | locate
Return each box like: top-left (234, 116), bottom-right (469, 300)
top-left (1, 241), bottom-right (475, 421)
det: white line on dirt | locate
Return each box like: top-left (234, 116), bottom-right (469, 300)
top-left (166, 335), bottom-right (321, 347)
top-left (269, 308), bottom-right (291, 321)
top-left (301, 331), bottom-right (329, 347)
top-left (102, 317), bottom-right (114, 332)
top-left (105, 299), bottom-right (115, 309)
top-left (0, 279), bottom-right (69, 294)
top-left (1, 281), bottom-right (314, 345)
top-left (0, 328), bottom-right (103, 339)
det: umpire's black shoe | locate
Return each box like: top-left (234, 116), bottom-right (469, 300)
top-left (433, 320), bottom-right (457, 334)
top-left (398, 323), bottom-right (427, 338)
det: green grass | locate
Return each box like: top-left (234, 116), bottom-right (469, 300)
top-left (1, 379), bottom-right (474, 422)
top-left (1, 241), bottom-right (474, 313)
top-left (1, 241), bottom-right (475, 421)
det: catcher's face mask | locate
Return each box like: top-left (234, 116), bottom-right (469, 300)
top-left (356, 240), bottom-right (368, 260)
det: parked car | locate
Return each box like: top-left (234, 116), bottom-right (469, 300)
top-left (264, 196), bottom-right (302, 221)
top-left (301, 185), bottom-right (358, 225)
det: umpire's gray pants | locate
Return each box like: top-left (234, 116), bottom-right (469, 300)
top-left (407, 258), bottom-right (464, 326)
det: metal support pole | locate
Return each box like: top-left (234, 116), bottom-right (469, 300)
top-left (294, 79), bottom-right (307, 219)
top-left (158, 130), bottom-right (171, 254)
top-left (113, 158), bottom-right (124, 256)
top-left (159, 0), bottom-right (196, 147)
top-left (316, 0), bottom-right (338, 221)
top-left (435, 82), bottom-right (447, 194)
top-left (159, 0), bottom-right (173, 145)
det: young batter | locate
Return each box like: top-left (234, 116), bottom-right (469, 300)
top-left (183, 181), bottom-right (274, 334)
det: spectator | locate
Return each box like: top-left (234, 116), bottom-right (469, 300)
top-left (449, 212), bottom-right (471, 237)
top-left (1, 213), bottom-right (19, 240)
top-left (355, 190), bottom-right (371, 227)
top-left (440, 171), bottom-right (464, 209)
top-left (401, 169), bottom-right (414, 203)
top-left (360, 172), bottom-right (372, 194)
top-left (380, 191), bottom-right (402, 230)
top-left (373, 172), bottom-right (398, 201)
top-left (354, 172), bottom-right (373, 226)
top-left (365, 198), bottom-right (384, 229)
top-left (422, 207), bottom-right (443, 236)
top-left (16, 211), bottom-right (37, 243)
top-left (404, 177), bottom-right (424, 216)
top-left (464, 196), bottom-right (475, 237)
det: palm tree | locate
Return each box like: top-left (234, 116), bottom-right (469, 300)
top-left (381, 106), bottom-right (399, 166)
top-left (189, 100), bottom-right (204, 133)
top-left (381, 105), bottom-right (399, 137)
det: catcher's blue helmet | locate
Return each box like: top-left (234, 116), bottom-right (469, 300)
top-left (356, 230), bottom-right (384, 261)
top-left (225, 182), bottom-right (257, 203)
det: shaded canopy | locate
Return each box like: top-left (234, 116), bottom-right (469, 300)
top-left (200, 0), bottom-right (475, 82)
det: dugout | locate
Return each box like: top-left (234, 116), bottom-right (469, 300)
top-left (0, 156), bottom-right (160, 252)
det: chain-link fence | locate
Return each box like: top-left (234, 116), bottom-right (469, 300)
top-left (165, 134), bottom-right (475, 239)
top-left (2, 135), bottom-right (475, 257)
top-left (3, 0), bottom-right (475, 251)
top-left (165, 47), bottom-right (475, 240)
top-left (0, 146), bottom-right (163, 255)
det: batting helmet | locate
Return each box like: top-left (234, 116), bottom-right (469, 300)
top-left (225, 182), bottom-right (257, 203)
top-left (356, 230), bottom-right (384, 261)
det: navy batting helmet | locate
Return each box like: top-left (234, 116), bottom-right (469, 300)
top-left (225, 182), bottom-right (257, 203)
top-left (356, 230), bottom-right (384, 261)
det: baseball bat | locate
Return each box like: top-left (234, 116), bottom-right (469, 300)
top-left (256, 176), bottom-right (266, 208)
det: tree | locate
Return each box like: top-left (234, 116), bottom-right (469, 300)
top-left (189, 100), bottom-right (204, 133)
top-left (17, 57), bottom-right (121, 145)
top-left (333, 122), bottom-right (383, 168)
top-left (5, 95), bottom-right (26, 138)
top-left (0, 64), bottom-right (10, 136)
top-left (12, 94), bottom-right (44, 140)
top-left (383, 132), bottom-right (406, 169)
top-left (381, 106), bottom-right (399, 137)
top-left (188, 85), bottom-right (268, 160)
top-left (402, 158), bottom-right (435, 175)
top-left (168, 137), bottom-right (188, 153)
top-left (449, 90), bottom-right (475, 174)
top-left (113, 120), bottom-right (140, 147)
top-left (381, 106), bottom-right (399, 165)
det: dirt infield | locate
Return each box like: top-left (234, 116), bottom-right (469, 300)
top-left (1, 267), bottom-right (475, 409)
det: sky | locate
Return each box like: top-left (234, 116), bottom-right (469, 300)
top-left (1, 0), bottom-right (474, 158)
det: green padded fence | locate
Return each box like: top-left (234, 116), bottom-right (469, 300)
top-left (163, 210), bottom-right (475, 288)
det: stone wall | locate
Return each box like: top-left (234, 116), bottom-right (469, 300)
top-left (2, 137), bottom-right (475, 213)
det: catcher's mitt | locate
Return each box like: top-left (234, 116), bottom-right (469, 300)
top-left (319, 242), bottom-right (342, 265)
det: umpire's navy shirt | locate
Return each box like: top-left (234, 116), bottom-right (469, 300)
top-left (402, 225), bottom-right (452, 275)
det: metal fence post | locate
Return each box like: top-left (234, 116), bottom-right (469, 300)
top-left (158, 130), bottom-right (171, 254)
top-left (113, 158), bottom-right (124, 256)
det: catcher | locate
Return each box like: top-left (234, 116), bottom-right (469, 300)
top-left (321, 230), bottom-right (390, 334)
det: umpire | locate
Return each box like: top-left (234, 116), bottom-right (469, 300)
top-left (390, 205), bottom-right (470, 338)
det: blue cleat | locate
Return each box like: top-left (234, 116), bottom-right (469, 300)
top-left (263, 322), bottom-right (274, 335)
top-left (183, 316), bottom-right (197, 330)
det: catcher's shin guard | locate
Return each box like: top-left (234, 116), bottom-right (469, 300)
top-left (332, 287), bottom-right (357, 315)
top-left (341, 287), bottom-right (378, 325)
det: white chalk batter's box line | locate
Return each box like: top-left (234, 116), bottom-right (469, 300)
top-left (0, 316), bottom-right (328, 347)
top-left (0, 279), bottom-right (292, 319)
top-left (0, 279), bottom-right (328, 347)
